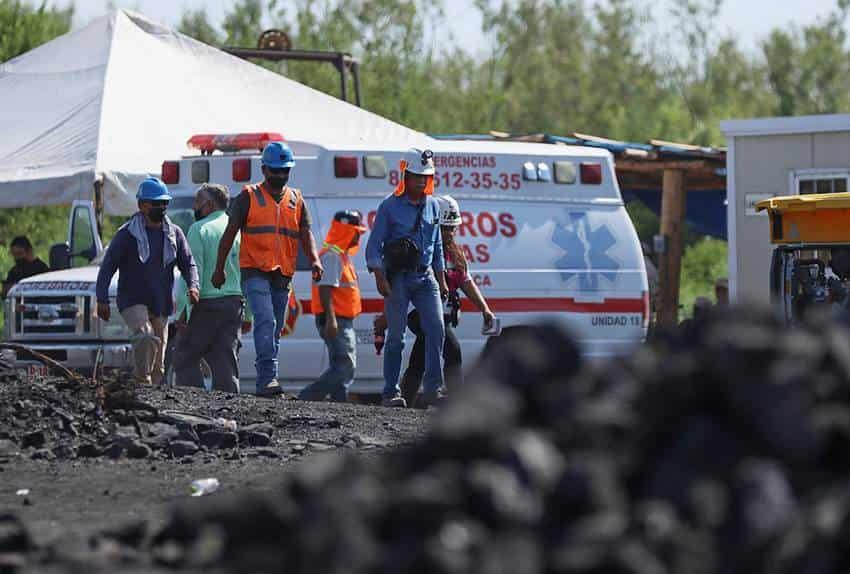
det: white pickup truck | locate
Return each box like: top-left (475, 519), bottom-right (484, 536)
top-left (4, 200), bottom-right (130, 377)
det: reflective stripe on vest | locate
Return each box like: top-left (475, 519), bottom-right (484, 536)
top-left (311, 249), bottom-right (361, 318)
top-left (239, 184), bottom-right (302, 276)
top-left (243, 225), bottom-right (301, 238)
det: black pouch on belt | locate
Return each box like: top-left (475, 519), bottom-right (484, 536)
top-left (383, 238), bottom-right (420, 276)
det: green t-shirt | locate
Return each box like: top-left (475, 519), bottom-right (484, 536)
top-left (176, 210), bottom-right (251, 320)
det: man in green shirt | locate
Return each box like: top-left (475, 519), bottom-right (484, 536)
top-left (173, 184), bottom-right (247, 392)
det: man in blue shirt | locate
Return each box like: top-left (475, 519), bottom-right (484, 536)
top-left (96, 177), bottom-right (199, 387)
top-left (366, 148), bottom-right (449, 407)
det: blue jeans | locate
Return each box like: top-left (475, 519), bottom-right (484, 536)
top-left (383, 270), bottom-right (445, 397)
top-left (298, 316), bottom-right (356, 402)
top-left (242, 276), bottom-right (289, 392)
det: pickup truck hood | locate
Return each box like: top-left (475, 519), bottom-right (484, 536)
top-left (18, 266), bottom-right (101, 284)
top-left (12, 265), bottom-right (116, 295)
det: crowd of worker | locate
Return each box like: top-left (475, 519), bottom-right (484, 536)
top-left (87, 142), bottom-right (493, 408)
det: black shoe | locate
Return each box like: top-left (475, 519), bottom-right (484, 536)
top-left (381, 394), bottom-right (407, 408)
top-left (257, 380), bottom-right (283, 398)
top-left (422, 389), bottom-right (447, 407)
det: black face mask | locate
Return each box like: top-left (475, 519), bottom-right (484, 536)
top-left (267, 176), bottom-right (288, 189)
top-left (266, 170), bottom-right (290, 189)
top-left (193, 209), bottom-right (205, 221)
top-left (13, 258), bottom-right (25, 266)
top-left (148, 207), bottom-right (167, 223)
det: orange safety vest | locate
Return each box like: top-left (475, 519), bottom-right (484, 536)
top-left (311, 244), bottom-right (362, 319)
top-left (239, 183), bottom-right (303, 276)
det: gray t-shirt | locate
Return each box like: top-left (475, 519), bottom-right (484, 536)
top-left (317, 251), bottom-right (342, 287)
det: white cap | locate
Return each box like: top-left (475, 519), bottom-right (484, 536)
top-left (437, 195), bottom-right (462, 227)
top-left (404, 148), bottom-right (436, 176)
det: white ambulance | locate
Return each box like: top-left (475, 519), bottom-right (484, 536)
top-left (6, 133), bottom-right (649, 393)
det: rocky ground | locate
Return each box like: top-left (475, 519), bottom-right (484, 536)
top-left (0, 374), bottom-right (429, 572)
top-left (8, 308), bottom-right (850, 573)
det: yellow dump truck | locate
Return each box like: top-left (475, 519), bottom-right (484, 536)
top-left (756, 193), bottom-right (850, 323)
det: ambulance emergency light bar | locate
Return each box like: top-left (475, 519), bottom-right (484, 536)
top-left (187, 132), bottom-right (285, 155)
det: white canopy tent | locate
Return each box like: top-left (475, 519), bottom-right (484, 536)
top-left (0, 10), bottom-right (429, 214)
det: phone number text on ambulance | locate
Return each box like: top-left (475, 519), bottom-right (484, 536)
top-left (388, 170), bottom-right (521, 191)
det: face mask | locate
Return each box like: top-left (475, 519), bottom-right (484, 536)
top-left (193, 209), bottom-right (205, 221)
top-left (13, 258), bottom-right (25, 265)
top-left (267, 175), bottom-right (289, 189)
top-left (148, 207), bottom-right (167, 223)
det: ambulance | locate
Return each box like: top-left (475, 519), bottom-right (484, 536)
top-left (6, 132), bottom-right (649, 393)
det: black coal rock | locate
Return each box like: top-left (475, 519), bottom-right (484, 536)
top-left (20, 430), bottom-right (45, 449)
top-left (168, 441), bottom-right (199, 458)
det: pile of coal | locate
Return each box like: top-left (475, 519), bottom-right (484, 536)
top-left (0, 373), bottom-right (304, 466)
top-left (14, 307), bottom-right (850, 573)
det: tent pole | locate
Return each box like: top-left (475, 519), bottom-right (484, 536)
top-left (336, 54), bottom-right (348, 103)
top-left (93, 180), bottom-right (104, 239)
top-left (352, 62), bottom-right (362, 107)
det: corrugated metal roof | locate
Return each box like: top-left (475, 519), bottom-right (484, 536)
top-left (431, 132), bottom-right (726, 162)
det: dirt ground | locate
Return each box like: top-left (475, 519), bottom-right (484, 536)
top-left (0, 377), bottom-right (430, 567)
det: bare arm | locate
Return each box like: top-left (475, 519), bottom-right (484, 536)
top-left (319, 285), bottom-right (338, 337)
top-left (460, 277), bottom-right (495, 329)
top-left (300, 226), bottom-right (320, 267)
top-left (459, 279), bottom-right (490, 313)
top-left (319, 285), bottom-right (335, 322)
top-left (211, 220), bottom-right (239, 289)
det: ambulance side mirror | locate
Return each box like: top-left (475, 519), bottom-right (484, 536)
top-left (49, 243), bottom-right (71, 271)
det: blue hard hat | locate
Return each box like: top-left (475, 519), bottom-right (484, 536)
top-left (261, 141), bottom-right (295, 169)
top-left (137, 177), bottom-right (172, 201)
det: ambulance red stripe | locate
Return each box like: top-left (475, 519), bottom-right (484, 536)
top-left (298, 297), bottom-right (645, 315)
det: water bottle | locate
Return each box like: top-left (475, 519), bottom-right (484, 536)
top-left (190, 478), bottom-right (220, 497)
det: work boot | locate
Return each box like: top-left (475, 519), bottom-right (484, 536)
top-left (257, 379), bottom-right (283, 398)
top-left (421, 389), bottom-right (447, 408)
top-left (381, 393), bottom-right (407, 408)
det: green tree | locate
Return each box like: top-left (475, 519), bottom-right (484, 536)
top-left (680, 237), bottom-right (728, 316)
top-left (0, 0), bottom-right (73, 63)
top-left (178, 9), bottom-right (222, 46)
top-left (762, 3), bottom-right (850, 116)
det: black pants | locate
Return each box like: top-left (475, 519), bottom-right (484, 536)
top-left (400, 309), bottom-right (462, 405)
top-left (173, 296), bottom-right (243, 393)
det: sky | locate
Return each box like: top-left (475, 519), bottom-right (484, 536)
top-left (59, 0), bottom-right (842, 56)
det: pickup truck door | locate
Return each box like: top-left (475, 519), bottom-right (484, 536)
top-left (68, 200), bottom-right (104, 267)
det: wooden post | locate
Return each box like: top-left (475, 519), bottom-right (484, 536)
top-left (658, 168), bottom-right (686, 326)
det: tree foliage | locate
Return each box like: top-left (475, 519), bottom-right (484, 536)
top-left (172, 0), bottom-right (850, 147)
top-left (0, 0), bottom-right (72, 63)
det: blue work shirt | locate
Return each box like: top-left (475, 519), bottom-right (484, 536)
top-left (365, 193), bottom-right (444, 273)
top-left (96, 218), bottom-right (198, 317)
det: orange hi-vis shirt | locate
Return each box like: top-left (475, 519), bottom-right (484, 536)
top-left (311, 220), bottom-right (363, 319)
top-left (239, 183), bottom-right (303, 277)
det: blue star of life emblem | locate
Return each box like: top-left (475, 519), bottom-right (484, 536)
top-left (552, 212), bottom-right (619, 290)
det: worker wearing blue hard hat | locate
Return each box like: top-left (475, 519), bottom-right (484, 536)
top-left (136, 176), bottom-right (173, 201)
top-left (261, 141), bottom-right (296, 169)
top-left (213, 141), bottom-right (323, 397)
top-left (96, 176), bottom-right (199, 388)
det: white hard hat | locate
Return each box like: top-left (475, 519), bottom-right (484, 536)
top-left (437, 195), bottom-right (462, 227)
top-left (403, 148), bottom-right (436, 176)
